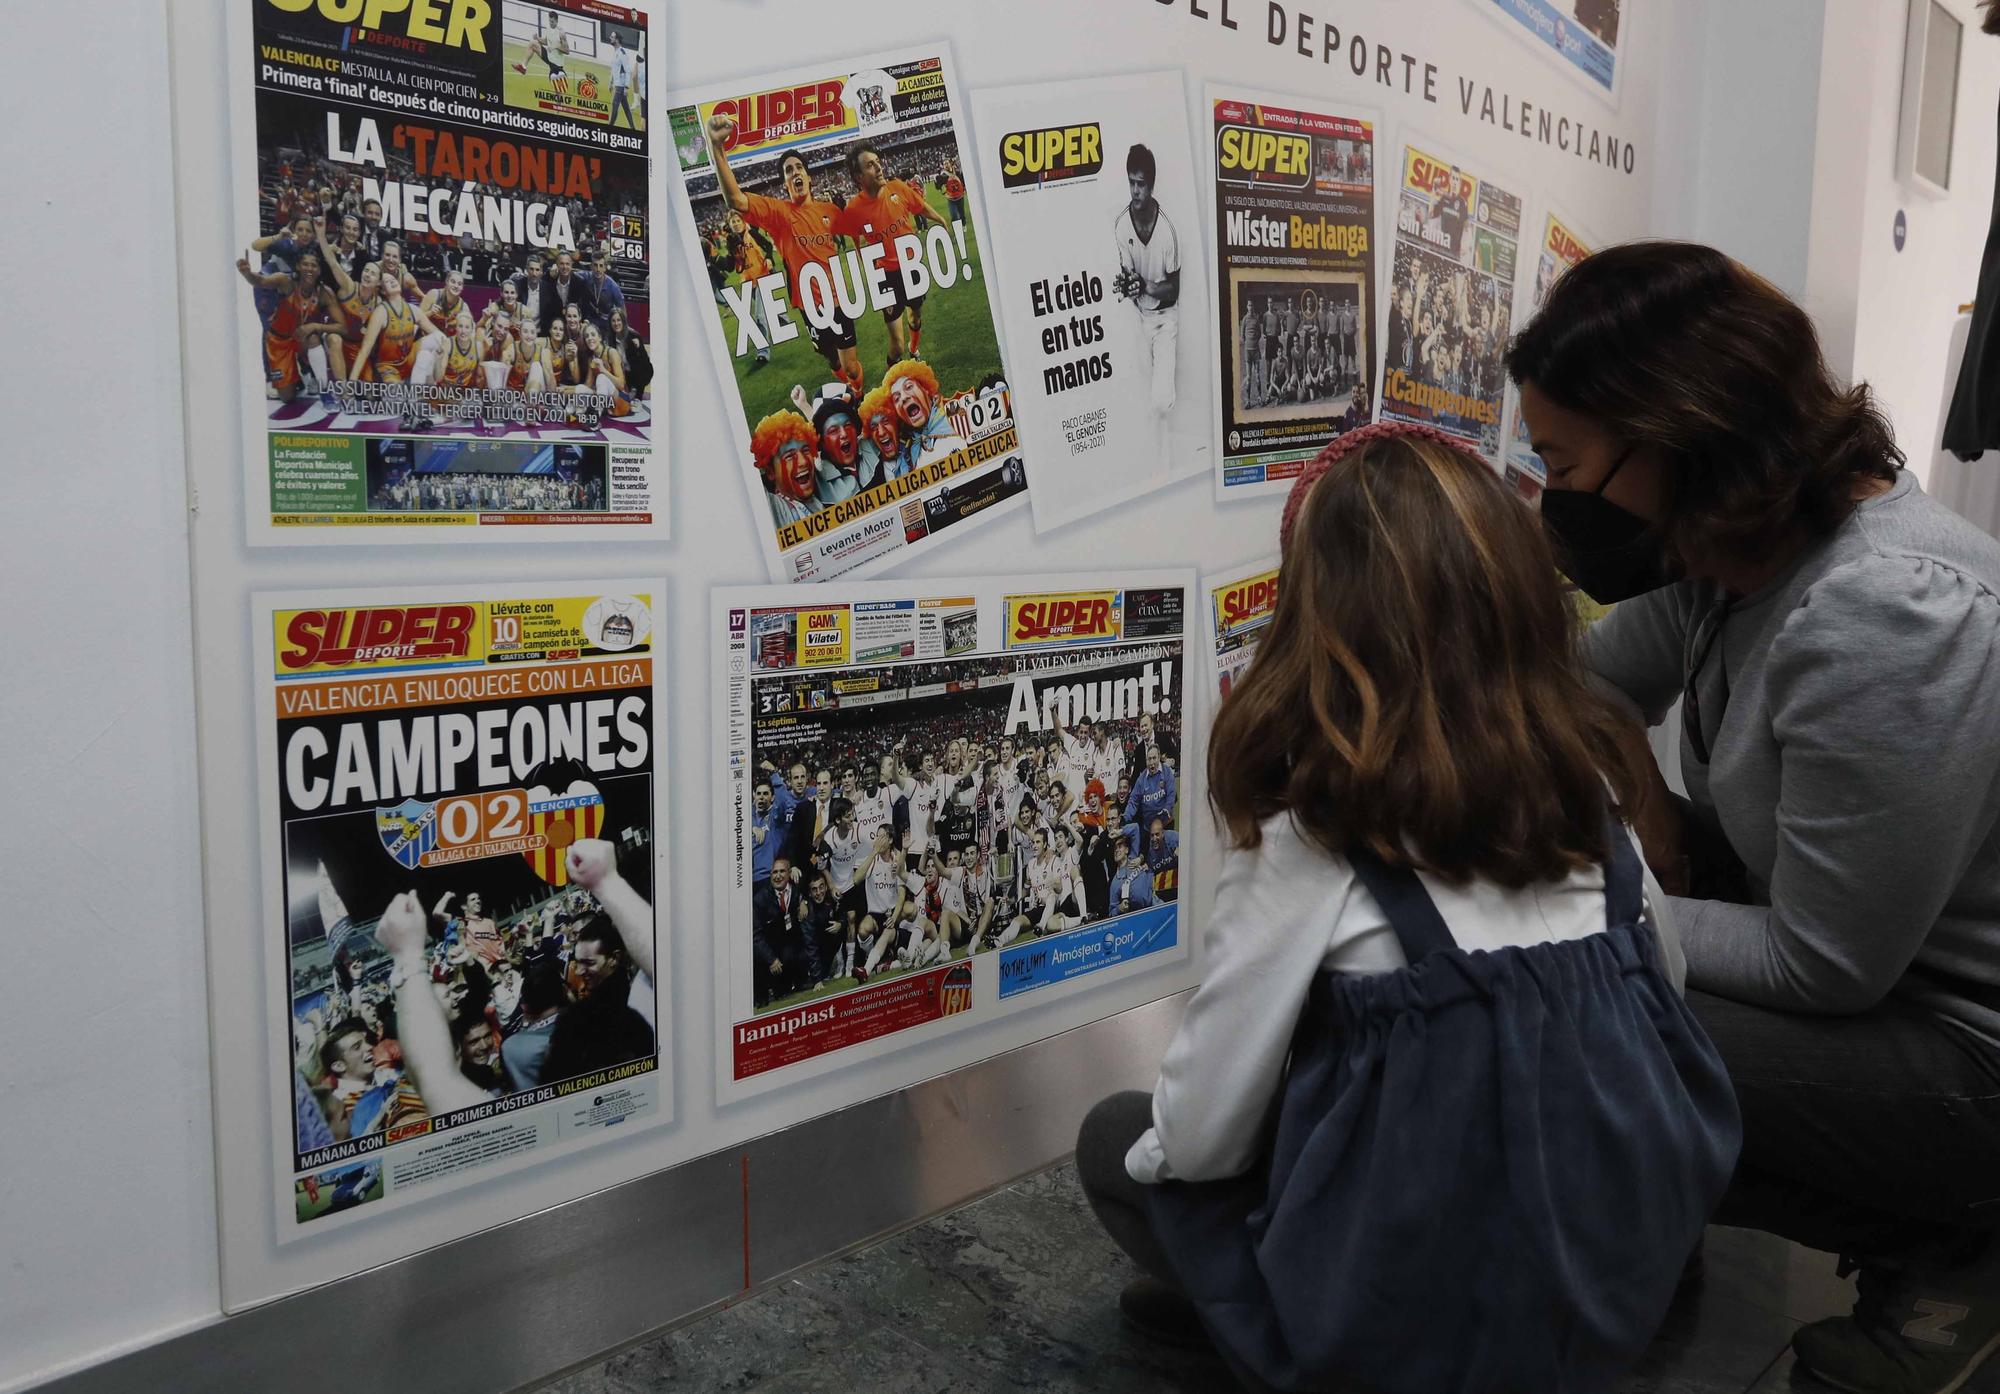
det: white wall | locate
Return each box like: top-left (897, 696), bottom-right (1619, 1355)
top-left (1800, 0), bottom-right (2000, 485)
top-left (1647, 0), bottom-right (1826, 298)
top-left (0, 2), bottom-right (220, 1387)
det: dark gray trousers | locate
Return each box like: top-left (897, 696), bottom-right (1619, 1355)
top-left (1075, 1090), bottom-right (1176, 1284)
top-left (1690, 987), bottom-right (2000, 1262)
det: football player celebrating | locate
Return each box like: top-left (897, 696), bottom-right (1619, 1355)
top-left (941, 159), bottom-right (967, 224)
top-left (707, 111), bottom-right (865, 398)
top-left (841, 141), bottom-right (951, 367)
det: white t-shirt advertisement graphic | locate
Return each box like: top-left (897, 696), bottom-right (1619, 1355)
top-left (971, 71), bottom-right (1211, 534)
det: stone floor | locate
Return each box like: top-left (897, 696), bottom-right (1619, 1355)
top-left (538, 1162), bottom-right (2000, 1393)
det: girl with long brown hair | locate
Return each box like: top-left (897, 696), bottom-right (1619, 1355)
top-left (1076, 421), bottom-right (1738, 1392)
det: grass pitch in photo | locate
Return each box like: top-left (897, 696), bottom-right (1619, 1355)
top-left (500, 1), bottom-right (645, 129)
top-left (678, 92), bottom-right (1012, 537)
top-left (716, 183), bottom-right (998, 430)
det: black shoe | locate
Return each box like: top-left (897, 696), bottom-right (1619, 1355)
top-left (1118, 1277), bottom-right (1213, 1351)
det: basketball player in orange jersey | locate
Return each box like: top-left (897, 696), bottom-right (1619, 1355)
top-left (480, 282), bottom-right (545, 395)
top-left (351, 271), bottom-right (420, 384)
top-left (545, 315), bottom-right (591, 393)
top-left (427, 308), bottom-right (484, 388)
top-left (237, 245), bottom-right (341, 403)
top-left (412, 278), bottom-right (482, 384)
top-left (414, 268), bottom-right (470, 364)
top-left (581, 322), bottom-right (633, 414)
top-left (706, 111), bottom-right (865, 399)
top-left (376, 239), bottom-right (424, 302)
top-left (841, 142), bottom-right (950, 366)
top-left (315, 223), bottom-right (379, 382)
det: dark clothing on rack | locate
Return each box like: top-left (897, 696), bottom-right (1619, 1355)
top-left (1943, 102), bottom-right (2000, 460)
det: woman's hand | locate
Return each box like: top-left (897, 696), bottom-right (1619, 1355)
top-left (1631, 772), bottom-right (1692, 896)
top-left (1611, 712), bottom-right (1691, 894)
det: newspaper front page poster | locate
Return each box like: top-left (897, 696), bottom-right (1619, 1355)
top-left (666, 48), bottom-right (1029, 583)
top-left (1207, 556), bottom-right (1280, 701)
top-left (230, 0), bottom-right (664, 543)
top-left (1208, 86), bottom-right (1378, 500)
top-left (969, 72), bottom-right (1212, 533)
top-left (1380, 141), bottom-right (1522, 464)
top-left (715, 573), bottom-right (1195, 1100)
top-left (258, 581), bottom-right (668, 1236)
top-left (1481, 0), bottom-right (1627, 103)
top-left (1504, 210), bottom-right (1593, 501)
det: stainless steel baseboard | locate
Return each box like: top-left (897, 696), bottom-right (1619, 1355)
top-left (33, 992), bottom-right (1187, 1394)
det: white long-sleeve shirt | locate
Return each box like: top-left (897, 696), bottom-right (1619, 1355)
top-left (1126, 813), bottom-right (1683, 1185)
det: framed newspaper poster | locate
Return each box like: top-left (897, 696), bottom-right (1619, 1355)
top-left (229, 0), bottom-right (665, 543)
top-left (714, 572), bottom-right (1195, 1101)
top-left (1477, 0), bottom-right (1628, 106)
top-left (663, 46), bottom-right (1029, 582)
top-left (1379, 138), bottom-right (1523, 466)
top-left (1207, 556), bottom-right (1280, 701)
top-left (1503, 208), bottom-right (1595, 501)
top-left (256, 580), bottom-right (668, 1236)
top-left (1208, 85), bottom-right (1379, 500)
top-left (969, 71), bottom-right (1212, 533)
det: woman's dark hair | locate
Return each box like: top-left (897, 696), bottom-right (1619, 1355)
top-left (1506, 241), bottom-right (1900, 563)
top-left (1209, 435), bottom-right (1644, 887)
top-left (1985, 0), bottom-right (2000, 36)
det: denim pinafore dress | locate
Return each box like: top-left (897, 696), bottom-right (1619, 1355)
top-left (1145, 825), bottom-right (1742, 1393)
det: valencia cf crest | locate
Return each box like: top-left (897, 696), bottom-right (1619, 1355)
top-left (523, 779), bottom-right (606, 885)
top-left (939, 963), bottom-right (974, 1016)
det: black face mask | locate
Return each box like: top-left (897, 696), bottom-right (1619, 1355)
top-left (1540, 449), bottom-right (1677, 604)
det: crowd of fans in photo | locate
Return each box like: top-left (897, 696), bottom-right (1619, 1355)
top-left (369, 470), bottom-right (604, 513)
top-left (773, 652), bottom-right (1166, 694)
top-left (747, 691), bottom-right (1182, 1008)
top-left (1385, 239), bottom-right (1510, 411)
top-left (290, 838), bottom-right (657, 1151)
